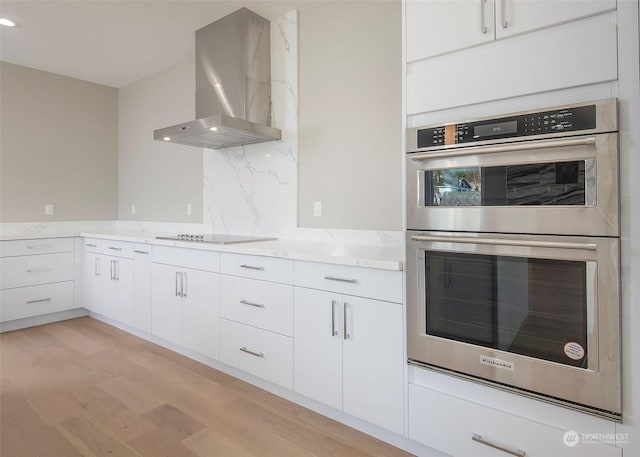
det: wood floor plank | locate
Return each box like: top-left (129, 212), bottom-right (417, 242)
top-left (0, 391), bottom-right (83, 457)
top-left (61, 415), bottom-right (142, 457)
top-left (128, 429), bottom-right (200, 457)
top-left (0, 317), bottom-right (413, 457)
top-left (141, 403), bottom-right (206, 441)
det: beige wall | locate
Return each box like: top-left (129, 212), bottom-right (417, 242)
top-left (297, 1), bottom-right (402, 230)
top-left (0, 61), bottom-right (118, 222)
top-left (118, 58), bottom-right (203, 223)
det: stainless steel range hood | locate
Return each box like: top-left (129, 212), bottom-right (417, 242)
top-left (154, 8), bottom-right (281, 150)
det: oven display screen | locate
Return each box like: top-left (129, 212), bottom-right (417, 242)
top-left (474, 120), bottom-right (518, 138)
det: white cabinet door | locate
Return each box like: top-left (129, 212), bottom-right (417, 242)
top-left (342, 297), bottom-right (404, 434)
top-left (293, 287), bottom-right (343, 410)
top-left (182, 268), bottom-right (219, 360)
top-left (406, 0), bottom-right (495, 62)
top-left (99, 256), bottom-right (117, 319)
top-left (112, 258), bottom-right (134, 326)
top-left (82, 253), bottom-right (101, 312)
top-left (495, 0), bottom-right (616, 39)
top-left (133, 246), bottom-right (152, 333)
top-left (151, 263), bottom-right (182, 346)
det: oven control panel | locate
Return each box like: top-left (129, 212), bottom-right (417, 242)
top-left (416, 104), bottom-right (597, 149)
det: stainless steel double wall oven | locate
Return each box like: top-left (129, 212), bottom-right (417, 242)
top-left (406, 99), bottom-right (621, 419)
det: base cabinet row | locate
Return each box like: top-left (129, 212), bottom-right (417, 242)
top-left (82, 242), bottom-right (405, 437)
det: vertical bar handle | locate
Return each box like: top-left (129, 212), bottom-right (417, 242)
top-left (331, 300), bottom-right (337, 336)
top-left (343, 302), bottom-right (350, 340)
top-left (175, 271), bottom-right (180, 297)
top-left (182, 272), bottom-right (187, 298)
top-left (110, 260), bottom-right (114, 280)
top-left (480, 0), bottom-right (488, 33)
top-left (95, 257), bottom-right (99, 276)
top-left (115, 260), bottom-right (119, 281)
top-left (501, 0), bottom-right (508, 28)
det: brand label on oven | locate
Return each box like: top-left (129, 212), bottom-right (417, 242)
top-left (480, 355), bottom-right (515, 371)
top-left (564, 342), bottom-right (586, 360)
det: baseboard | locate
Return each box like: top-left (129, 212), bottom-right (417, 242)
top-left (0, 308), bottom-right (89, 333)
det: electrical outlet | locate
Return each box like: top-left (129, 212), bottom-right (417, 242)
top-left (313, 201), bottom-right (322, 217)
top-left (131, 204), bottom-right (136, 215)
top-left (187, 203), bottom-right (192, 216)
top-left (45, 204), bottom-right (54, 216)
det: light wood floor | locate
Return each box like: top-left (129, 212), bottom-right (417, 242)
top-left (0, 317), bottom-right (413, 457)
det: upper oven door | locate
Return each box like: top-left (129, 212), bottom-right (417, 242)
top-left (406, 133), bottom-right (619, 236)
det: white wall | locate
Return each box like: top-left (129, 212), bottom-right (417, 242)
top-left (0, 61), bottom-right (118, 222)
top-left (118, 57), bottom-right (203, 223)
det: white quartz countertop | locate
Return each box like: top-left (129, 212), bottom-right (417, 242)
top-left (78, 230), bottom-right (404, 271)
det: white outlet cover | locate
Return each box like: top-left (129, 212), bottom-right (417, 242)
top-left (131, 204), bottom-right (136, 215)
top-left (313, 201), bottom-right (322, 217)
top-left (45, 204), bottom-right (54, 216)
top-left (187, 203), bottom-right (192, 216)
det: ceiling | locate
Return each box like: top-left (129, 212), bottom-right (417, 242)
top-left (0, 0), bottom-right (299, 88)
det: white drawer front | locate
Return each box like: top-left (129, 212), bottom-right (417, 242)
top-left (294, 261), bottom-right (402, 303)
top-left (221, 253), bottom-right (293, 284)
top-left (153, 246), bottom-right (219, 272)
top-left (220, 276), bottom-right (293, 336)
top-left (100, 240), bottom-right (134, 259)
top-left (408, 384), bottom-right (622, 457)
top-left (219, 319), bottom-right (293, 389)
top-left (0, 238), bottom-right (74, 258)
top-left (0, 281), bottom-right (74, 322)
top-left (83, 237), bottom-right (102, 253)
top-left (0, 252), bottom-right (74, 289)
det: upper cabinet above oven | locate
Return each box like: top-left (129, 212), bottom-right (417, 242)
top-left (406, 0), bottom-right (617, 62)
top-left (405, 0), bottom-right (618, 114)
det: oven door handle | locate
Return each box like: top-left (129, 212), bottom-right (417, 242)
top-left (410, 136), bottom-right (597, 161)
top-left (410, 235), bottom-right (597, 251)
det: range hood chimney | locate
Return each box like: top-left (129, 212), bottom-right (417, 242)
top-left (154, 8), bottom-right (281, 149)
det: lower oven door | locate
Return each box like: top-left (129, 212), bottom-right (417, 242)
top-left (406, 231), bottom-right (621, 418)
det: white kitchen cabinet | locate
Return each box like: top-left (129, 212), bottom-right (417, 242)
top-left (495, 0), bottom-right (616, 40)
top-left (82, 239), bottom-right (134, 326)
top-left (151, 261), bottom-right (220, 360)
top-left (293, 286), bottom-right (404, 434)
top-left (0, 238), bottom-right (75, 324)
top-left (133, 245), bottom-right (152, 333)
top-left (409, 383), bottom-right (621, 457)
top-left (406, 0), bottom-right (616, 63)
top-left (406, 0), bottom-right (496, 62)
top-left (100, 256), bottom-right (134, 326)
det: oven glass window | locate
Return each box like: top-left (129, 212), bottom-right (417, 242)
top-left (424, 160), bottom-right (586, 207)
top-left (425, 251), bottom-right (588, 367)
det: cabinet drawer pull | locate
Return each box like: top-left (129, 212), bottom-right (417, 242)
top-left (240, 347), bottom-right (264, 358)
top-left (108, 246), bottom-right (122, 251)
top-left (240, 299), bottom-right (265, 308)
top-left (85, 243), bottom-right (97, 248)
top-left (134, 250), bottom-right (149, 255)
top-left (26, 267), bottom-right (52, 273)
top-left (240, 264), bottom-right (264, 271)
top-left (26, 298), bottom-right (52, 304)
top-left (472, 434), bottom-right (525, 457)
top-left (26, 244), bottom-right (52, 250)
top-left (324, 275), bottom-right (358, 284)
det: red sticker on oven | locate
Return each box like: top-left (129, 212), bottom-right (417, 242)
top-left (564, 342), bottom-right (585, 360)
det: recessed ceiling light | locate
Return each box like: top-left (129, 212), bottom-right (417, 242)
top-left (163, 137), bottom-right (171, 141)
top-left (0, 18), bottom-right (15, 27)
top-left (209, 127), bottom-right (219, 131)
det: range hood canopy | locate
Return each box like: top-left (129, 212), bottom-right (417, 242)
top-left (154, 8), bottom-right (281, 149)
